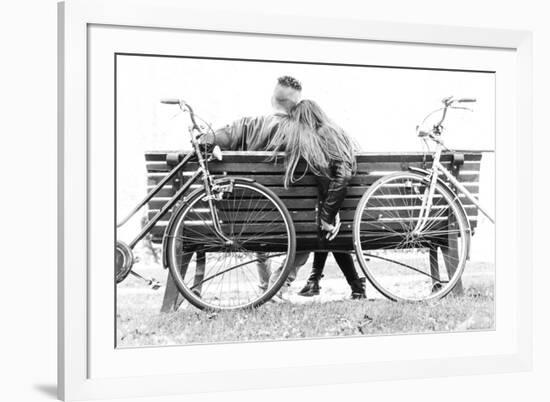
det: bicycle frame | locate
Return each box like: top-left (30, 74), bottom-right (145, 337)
top-left (414, 140), bottom-right (495, 234)
top-left (117, 119), bottom-right (231, 250)
top-left (120, 151), bottom-right (202, 249)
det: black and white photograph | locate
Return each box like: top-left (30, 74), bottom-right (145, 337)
top-left (115, 54), bottom-right (495, 347)
top-left (5, 0), bottom-right (545, 400)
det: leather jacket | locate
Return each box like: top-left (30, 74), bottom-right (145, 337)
top-left (213, 114), bottom-right (354, 225)
top-left (316, 160), bottom-right (354, 225)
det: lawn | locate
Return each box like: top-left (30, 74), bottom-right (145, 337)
top-left (116, 252), bottom-right (494, 347)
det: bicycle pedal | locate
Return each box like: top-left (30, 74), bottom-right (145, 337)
top-left (148, 278), bottom-right (162, 290)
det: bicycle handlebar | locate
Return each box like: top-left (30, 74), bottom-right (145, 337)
top-left (160, 98), bottom-right (200, 129)
top-left (418, 96), bottom-right (477, 140)
top-left (442, 96), bottom-right (477, 106)
top-left (438, 96), bottom-right (477, 123)
top-left (160, 98), bottom-right (181, 105)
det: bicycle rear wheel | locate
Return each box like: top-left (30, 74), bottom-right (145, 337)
top-left (353, 172), bottom-right (469, 301)
top-left (166, 180), bottom-right (296, 311)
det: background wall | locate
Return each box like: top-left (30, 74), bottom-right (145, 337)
top-left (0, 1), bottom-right (546, 401)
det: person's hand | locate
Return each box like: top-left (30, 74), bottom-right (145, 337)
top-left (321, 213), bottom-right (341, 241)
top-left (198, 142), bottom-right (215, 154)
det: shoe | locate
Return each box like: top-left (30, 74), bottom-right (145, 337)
top-left (269, 294), bottom-right (284, 303)
top-left (270, 288), bottom-right (289, 303)
top-left (258, 285), bottom-right (268, 294)
top-left (350, 277), bottom-right (367, 300)
top-left (298, 280), bottom-right (321, 297)
top-left (269, 282), bottom-right (291, 303)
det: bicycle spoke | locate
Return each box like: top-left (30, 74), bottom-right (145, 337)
top-left (167, 182), bottom-right (294, 310)
top-left (354, 172), bottom-right (467, 301)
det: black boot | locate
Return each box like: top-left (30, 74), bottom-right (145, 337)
top-left (298, 279), bottom-right (321, 297)
top-left (349, 277), bottom-right (367, 300)
top-left (298, 272), bottom-right (323, 297)
top-left (298, 258), bottom-right (325, 297)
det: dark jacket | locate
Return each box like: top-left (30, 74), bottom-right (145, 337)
top-left (316, 160), bottom-right (353, 225)
top-left (214, 114), bottom-right (285, 151)
top-left (214, 114), bottom-right (352, 226)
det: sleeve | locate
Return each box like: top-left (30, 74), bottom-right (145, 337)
top-left (319, 160), bottom-right (353, 225)
top-left (213, 116), bottom-right (265, 150)
top-left (213, 118), bottom-right (246, 150)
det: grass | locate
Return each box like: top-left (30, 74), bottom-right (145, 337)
top-left (117, 281), bottom-right (494, 348)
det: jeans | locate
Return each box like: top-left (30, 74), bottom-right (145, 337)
top-left (256, 252), bottom-right (272, 291)
top-left (310, 252), bottom-right (360, 284)
top-left (267, 252), bottom-right (310, 289)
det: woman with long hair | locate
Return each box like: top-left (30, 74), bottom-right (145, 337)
top-left (268, 99), bottom-right (366, 299)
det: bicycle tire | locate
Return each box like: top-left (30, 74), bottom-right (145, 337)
top-left (353, 171), bottom-right (470, 302)
top-left (166, 179), bottom-right (296, 311)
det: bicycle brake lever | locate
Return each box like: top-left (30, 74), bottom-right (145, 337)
top-left (450, 106), bottom-right (473, 112)
top-left (442, 96), bottom-right (454, 106)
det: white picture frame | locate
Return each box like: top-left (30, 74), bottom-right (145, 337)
top-left (58, 0), bottom-right (533, 400)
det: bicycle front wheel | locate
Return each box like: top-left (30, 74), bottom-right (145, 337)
top-left (166, 180), bottom-right (296, 311)
top-left (353, 172), bottom-right (469, 301)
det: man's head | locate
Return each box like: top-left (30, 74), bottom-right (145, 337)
top-left (271, 75), bottom-right (302, 113)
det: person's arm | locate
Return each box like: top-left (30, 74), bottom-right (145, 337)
top-left (204, 115), bottom-right (272, 150)
top-left (319, 160), bottom-right (353, 233)
top-left (210, 126), bottom-right (234, 149)
top-left (202, 123), bottom-right (240, 150)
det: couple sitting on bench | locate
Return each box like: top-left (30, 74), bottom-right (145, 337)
top-left (205, 76), bottom-right (366, 300)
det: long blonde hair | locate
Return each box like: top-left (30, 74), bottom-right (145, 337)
top-left (268, 100), bottom-right (358, 188)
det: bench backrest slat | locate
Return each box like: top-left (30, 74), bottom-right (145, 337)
top-left (142, 151), bottom-right (483, 250)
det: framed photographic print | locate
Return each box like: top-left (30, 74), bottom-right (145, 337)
top-left (58, 0), bottom-right (533, 400)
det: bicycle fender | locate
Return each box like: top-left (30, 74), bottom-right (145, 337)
top-left (213, 176), bottom-right (255, 184)
top-left (161, 177), bottom-right (256, 268)
top-left (407, 166), bottom-right (473, 241)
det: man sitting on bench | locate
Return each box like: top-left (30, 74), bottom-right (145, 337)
top-left (205, 76), bottom-right (366, 300)
top-left (203, 75), bottom-right (303, 294)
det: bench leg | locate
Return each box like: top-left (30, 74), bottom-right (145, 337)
top-left (441, 234), bottom-right (464, 296)
top-left (192, 252), bottom-right (206, 295)
top-left (161, 270), bottom-right (184, 313)
top-left (429, 246), bottom-right (441, 291)
top-left (160, 251), bottom-right (201, 313)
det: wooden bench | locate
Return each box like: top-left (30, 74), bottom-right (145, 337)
top-left (144, 151), bottom-right (483, 311)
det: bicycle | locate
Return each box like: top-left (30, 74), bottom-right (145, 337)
top-left (352, 96), bottom-right (494, 302)
top-left (116, 99), bottom-right (296, 311)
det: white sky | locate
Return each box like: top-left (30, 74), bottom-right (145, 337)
top-left (116, 55), bottom-right (495, 261)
